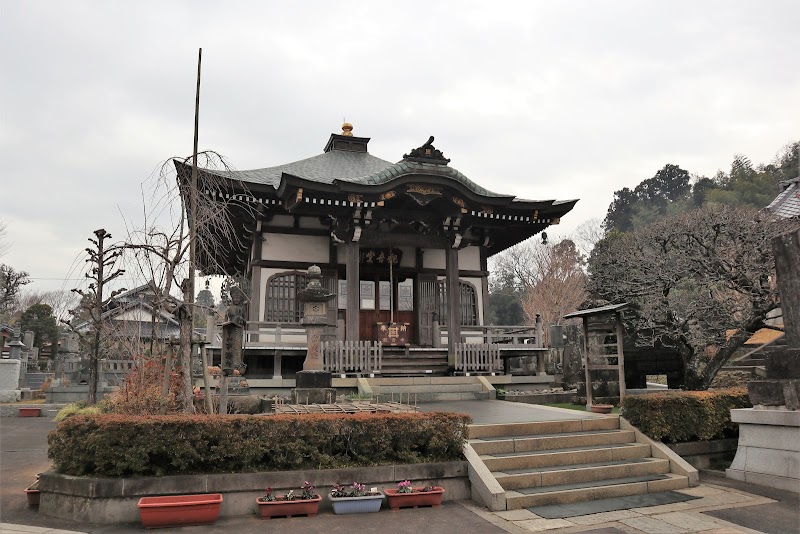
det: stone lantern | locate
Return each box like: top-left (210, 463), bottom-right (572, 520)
top-left (292, 265), bottom-right (336, 404)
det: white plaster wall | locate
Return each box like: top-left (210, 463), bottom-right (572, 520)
top-left (261, 233), bottom-right (329, 263)
top-left (424, 249), bottom-right (445, 269)
top-left (267, 215), bottom-right (294, 228)
top-left (422, 246), bottom-right (479, 270)
top-left (458, 247), bottom-right (480, 271)
top-left (298, 217), bottom-right (326, 229)
top-left (398, 246), bottom-right (415, 268)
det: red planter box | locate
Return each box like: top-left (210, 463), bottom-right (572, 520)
top-left (24, 489), bottom-right (40, 507)
top-left (137, 493), bottom-right (222, 528)
top-left (384, 487), bottom-right (445, 510)
top-left (256, 496), bottom-right (321, 519)
top-left (18, 408), bottom-right (41, 417)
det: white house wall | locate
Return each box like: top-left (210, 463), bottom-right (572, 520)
top-left (114, 308), bottom-right (171, 323)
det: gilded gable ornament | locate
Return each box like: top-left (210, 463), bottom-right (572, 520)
top-left (406, 184), bottom-right (442, 206)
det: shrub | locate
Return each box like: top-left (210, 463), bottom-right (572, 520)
top-left (622, 387), bottom-right (751, 443)
top-left (48, 411), bottom-right (471, 477)
top-left (104, 357), bottom-right (182, 415)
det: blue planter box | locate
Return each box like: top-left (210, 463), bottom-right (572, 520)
top-left (329, 492), bottom-right (384, 514)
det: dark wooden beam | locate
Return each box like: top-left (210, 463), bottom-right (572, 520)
top-left (359, 231), bottom-right (448, 249)
top-left (446, 246), bottom-right (460, 367)
top-left (346, 241), bottom-right (360, 342)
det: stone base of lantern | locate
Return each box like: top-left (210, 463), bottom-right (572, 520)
top-left (292, 387), bottom-right (337, 405)
top-left (295, 370), bottom-right (332, 389)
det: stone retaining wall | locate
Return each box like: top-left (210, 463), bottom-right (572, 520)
top-left (45, 385), bottom-right (117, 403)
top-left (39, 461), bottom-right (469, 524)
top-left (0, 403), bottom-right (66, 417)
top-left (496, 392), bottom-right (575, 404)
top-left (666, 438), bottom-right (739, 469)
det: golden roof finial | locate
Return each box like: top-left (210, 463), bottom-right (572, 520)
top-left (341, 122), bottom-right (353, 136)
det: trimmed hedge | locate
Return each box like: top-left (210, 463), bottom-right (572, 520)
top-left (622, 387), bottom-right (751, 443)
top-left (48, 411), bottom-right (471, 477)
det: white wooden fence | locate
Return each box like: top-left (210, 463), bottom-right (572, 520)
top-left (323, 341), bottom-right (383, 375)
top-left (455, 343), bottom-right (501, 374)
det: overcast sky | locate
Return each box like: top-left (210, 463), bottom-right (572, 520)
top-left (1, 0), bottom-right (798, 297)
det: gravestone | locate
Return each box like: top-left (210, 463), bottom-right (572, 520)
top-left (0, 335), bottom-right (23, 402)
top-left (727, 228), bottom-right (800, 491)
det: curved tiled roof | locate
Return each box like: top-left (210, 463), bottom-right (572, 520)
top-left (766, 176), bottom-right (800, 219)
top-left (203, 149), bottom-right (508, 199)
top-left (209, 150), bottom-right (394, 188)
top-left (341, 160), bottom-right (507, 198)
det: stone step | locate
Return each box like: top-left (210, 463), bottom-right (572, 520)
top-left (482, 443), bottom-right (651, 472)
top-left (469, 429), bottom-right (636, 455)
top-left (494, 457), bottom-right (671, 490)
top-left (372, 383), bottom-right (483, 394)
top-left (374, 390), bottom-right (490, 402)
top-left (469, 416), bottom-right (619, 439)
top-left (505, 473), bottom-right (690, 509)
top-left (721, 365), bottom-right (765, 373)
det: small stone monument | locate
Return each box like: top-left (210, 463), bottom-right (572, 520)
top-left (0, 334), bottom-right (23, 402)
top-left (292, 265), bottom-right (336, 404)
top-left (727, 228), bottom-right (800, 491)
top-left (221, 285), bottom-right (246, 376)
top-left (219, 285), bottom-right (247, 413)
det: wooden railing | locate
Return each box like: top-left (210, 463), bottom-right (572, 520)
top-left (243, 321), bottom-right (308, 346)
top-left (440, 325), bottom-right (542, 347)
top-left (323, 341), bottom-right (382, 375)
top-left (455, 343), bottom-right (501, 374)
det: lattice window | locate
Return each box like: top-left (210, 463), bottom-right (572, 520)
top-left (438, 281), bottom-right (478, 326)
top-left (264, 271), bottom-right (308, 323)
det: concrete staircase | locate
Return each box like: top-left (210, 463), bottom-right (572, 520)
top-left (469, 416), bottom-right (691, 509)
top-left (364, 376), bottom-right (491, 402)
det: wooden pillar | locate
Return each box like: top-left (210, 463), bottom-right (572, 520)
top-left (446, 246), bottom-right (460, 366)
top-left (248, 221), bottom-right (263, 342)
top-left (615, 311), bottom-right (626, 404)
top-left (582, 317), bottom-right (592, 409)
top-left (346, 241), bottom-right (360, 342)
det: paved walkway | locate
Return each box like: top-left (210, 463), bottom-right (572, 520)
top-left (418, 399), bottom-right (600, 424)
top-left (2, 405), bottom-right (797, 533)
